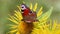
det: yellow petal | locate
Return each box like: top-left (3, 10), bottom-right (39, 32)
top-left (49, 19), bottom-right (52, 28)
top-left (17, 6), bottom-right (21, 11)
top-left (8, 15), bottom-right (18, 24)
top-left (52, 20), bottom-right (57, 30)
top-left (30, 3), bottom-right (32, 10)
top-left (8, 14), bottom-right (18, 21)
top-left (16, 32), bottom-right (20, 34)
top-left (12, 16), bottom-right (18, 21)
top-left (31, 28), bottom-right (43, 34)
top-left (14, 10), bottom-right (23, 21)
top-left (33, 3), bottom-right (38, 11)
top-left (8, 18), bottom-right (18, 24)
top-left (9, 29), bottom-right (17, 33)
top-left (37, 6), bottom-right (43, 17)
top-left (9, 25), bottom-right (17, 29)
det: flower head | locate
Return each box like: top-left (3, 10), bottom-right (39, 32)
top-left (31, 20), bottom-right (60, 34)
top-left (8, 2), bottom-right (53, 34)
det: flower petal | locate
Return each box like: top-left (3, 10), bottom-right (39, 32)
top-left (30, 3), bottom-right (32, 10)
top-left (33, 3), bottom-right (38, 11)
top-left (37, 6), bottom-right (43, 17)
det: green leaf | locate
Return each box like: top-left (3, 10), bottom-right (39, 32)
top-left (33, 7), bottom-right (53, 29)
top-left (37, 7), bottom-right (53, 21)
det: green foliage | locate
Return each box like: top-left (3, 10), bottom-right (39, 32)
top-left (37, 7), bottom-right (53, 21)
top-left (34, 7), bottom-right (53, 29)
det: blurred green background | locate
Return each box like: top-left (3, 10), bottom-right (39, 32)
top-left (0, 0), bottom-right (60, 34)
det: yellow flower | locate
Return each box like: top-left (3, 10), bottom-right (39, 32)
top-left (31, 20), bottom-right (60, 34)
top-left (8, 2), bottom-right (53, 34)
